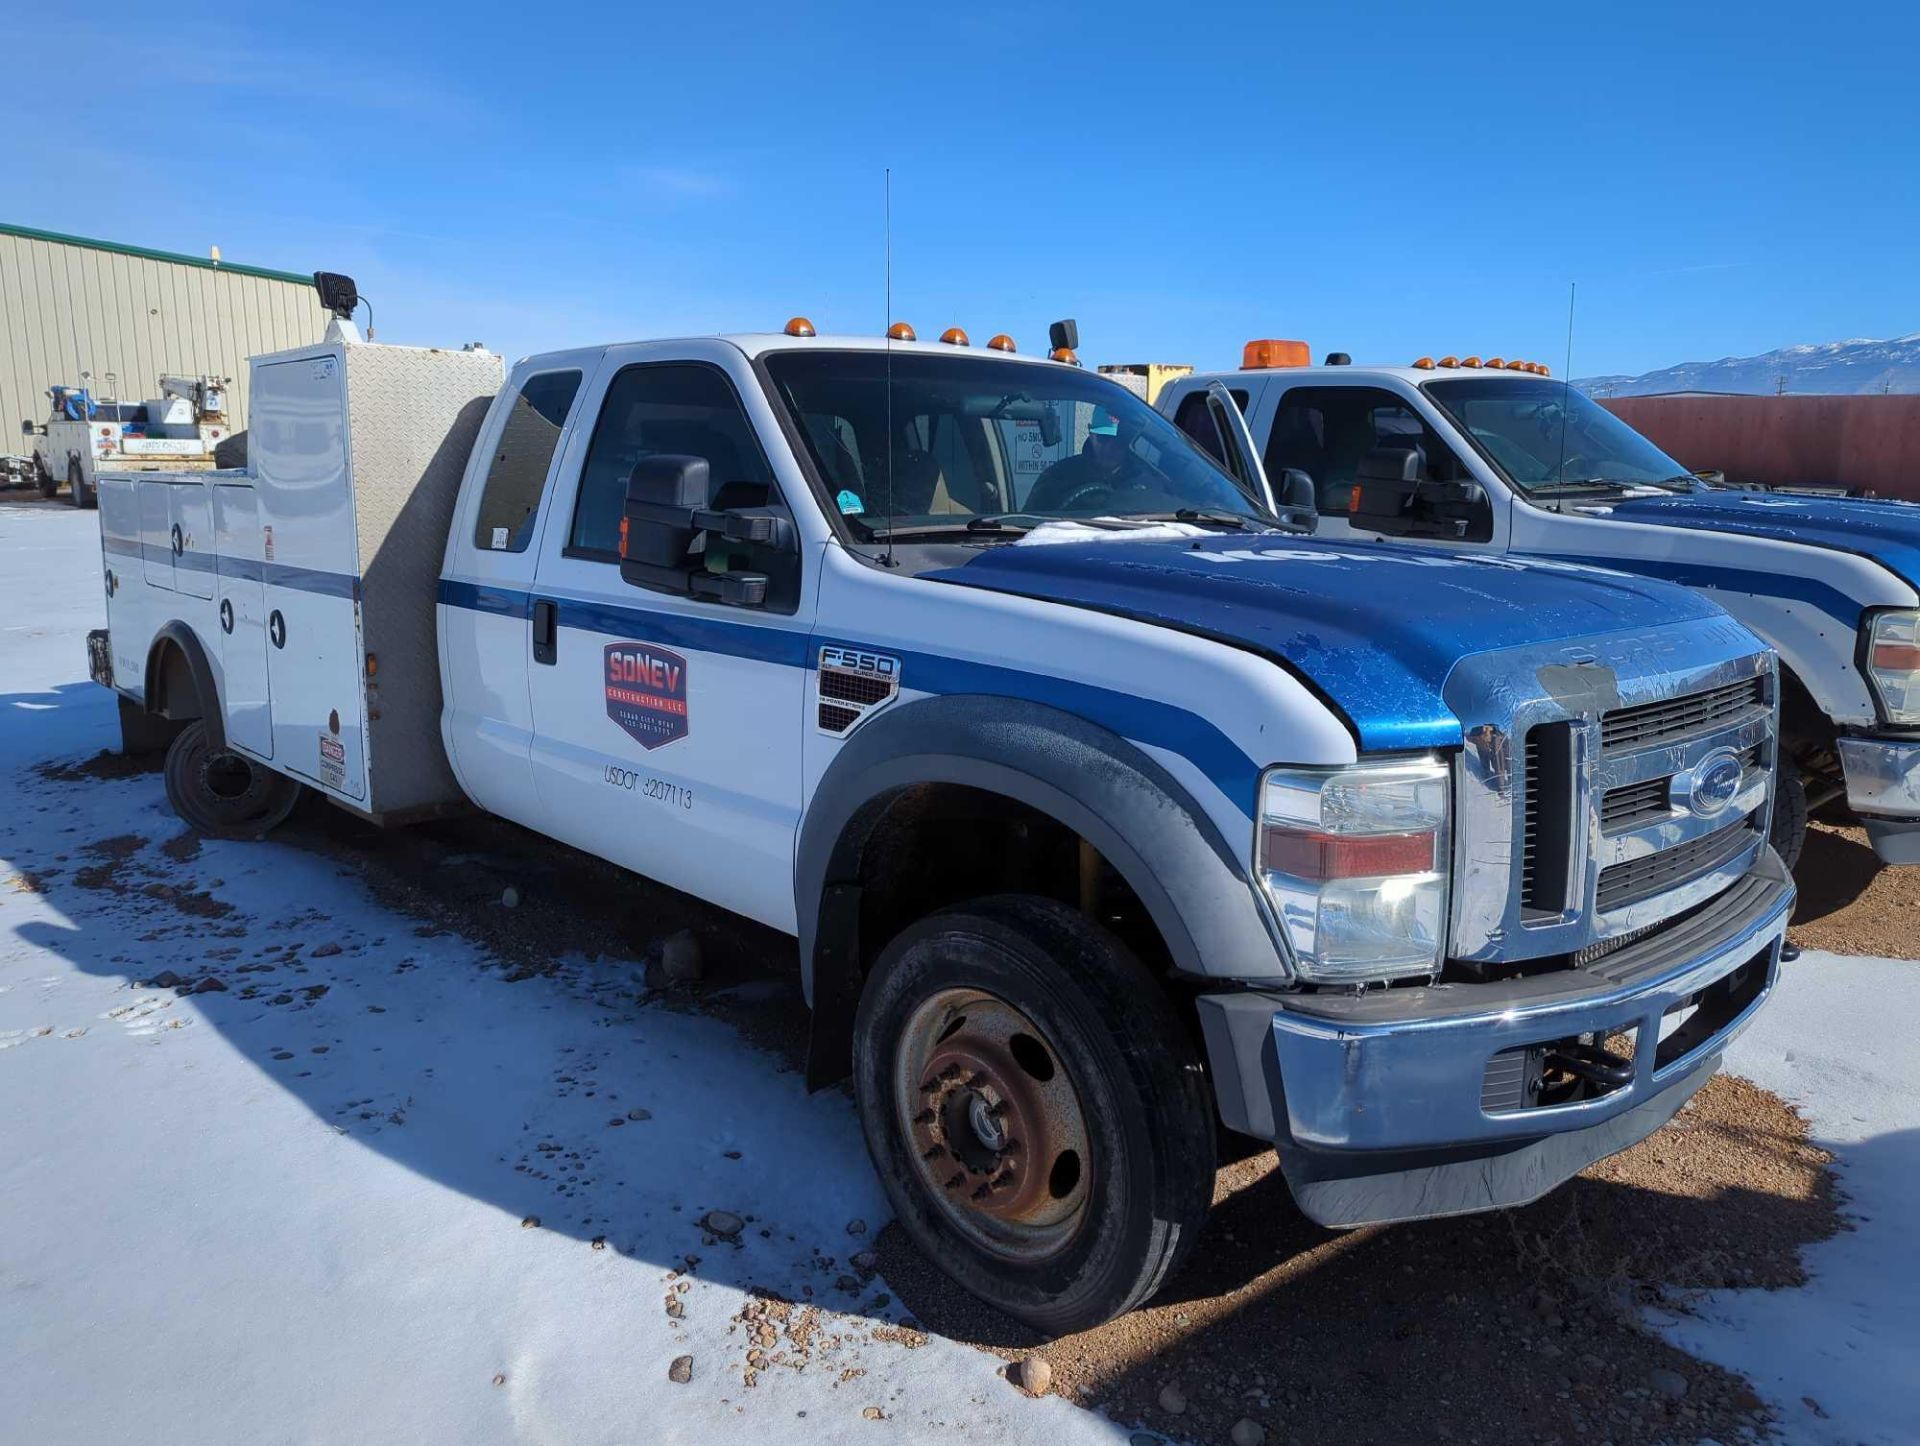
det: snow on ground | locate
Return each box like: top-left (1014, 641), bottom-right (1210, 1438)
top-left (5, 497), bottom-right (1920, 1445)
top-left (1656, 953), bottom-right (1920, 1446)
top-left (0, 500), bottom-right (1124, 1444)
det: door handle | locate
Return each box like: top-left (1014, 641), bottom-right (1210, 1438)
top-left (269, 610), bottom-right (286, 648)
top-left (532, 599), bottom-right (557, 666)
top-left (219, 598), bottom-right (234, 634)
top-left (171, 523), bottom-right (183, 557)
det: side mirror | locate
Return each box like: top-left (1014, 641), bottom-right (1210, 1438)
top-left (1350, 444), bottom-right (1493, 542)
top-left (618, 454), bottom-right (795, 607)
top-left (1276, 467), bottom-right (1318, 529)
top-left (20, 419), bottom-right (33, 437)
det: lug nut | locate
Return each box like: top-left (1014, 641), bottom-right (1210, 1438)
top-left (921, 1144), bottom-right (946, 1161)
top-left (944, 1171), bottom-right (966, 1190)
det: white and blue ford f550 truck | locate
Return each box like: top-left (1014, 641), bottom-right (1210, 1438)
top-left (87, 289), bottom-right (1792, 1332)
top-left (1161, 347), bottom-right (1920, 870)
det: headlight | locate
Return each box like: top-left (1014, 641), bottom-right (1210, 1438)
top-left (1866, 609), bottom-right (1920, 726)
top-left (1257, 757), bottom-right (1450, 985)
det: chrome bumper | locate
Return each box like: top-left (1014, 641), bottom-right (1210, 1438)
top-left (1838, 737), bottom-right (1920, 862)
top-left (1195, 850), bottom-right (1793, 1225)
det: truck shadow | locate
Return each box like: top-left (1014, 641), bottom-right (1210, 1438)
top-left (0, 718), bottom-right (1855, 1446)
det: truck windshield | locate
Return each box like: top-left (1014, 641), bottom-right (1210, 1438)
top-left (1423, 377), bottom-right (1692, 493)
top-left (762, 349), bottom-right (1270, 538)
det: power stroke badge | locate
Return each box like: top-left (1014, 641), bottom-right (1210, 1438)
top-left (604, 643), bottom-right (689, 749)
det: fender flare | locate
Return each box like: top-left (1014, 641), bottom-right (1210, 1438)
top-left (797, 693), bottom-right (1284, 1085)
top-left (144, 622), bottom-right (226, 751)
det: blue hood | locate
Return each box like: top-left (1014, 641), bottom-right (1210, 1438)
top-left (1602, 492), bottom-right (1920, 589)
top-left (930, 534), bottom-right (1728, 751)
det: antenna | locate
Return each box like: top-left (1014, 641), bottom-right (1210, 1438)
top-left (882, 167), bottom-right (896, 568)
top-left (1554, 281), bottom-right (1576, 484)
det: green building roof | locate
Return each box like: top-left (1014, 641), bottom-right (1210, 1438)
top-left (0, 221), bottom-right (313, 287)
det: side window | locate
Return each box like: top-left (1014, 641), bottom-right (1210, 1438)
top-left (472, 370), bottom-right (582, 552)
top-left (569, 363), bottom-right (797, 610)
top-left (570, 363), bottom-right (777, 555)
top-left (1169, 387), bottom-right (1251, 464)
top-left (1265, 387), bottom-right (1466, 515)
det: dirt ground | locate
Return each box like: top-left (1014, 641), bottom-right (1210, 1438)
top-left (1789, 817), bottom-right (1920, 958)
top-left (54, 753), bottom-right (1851, 1445)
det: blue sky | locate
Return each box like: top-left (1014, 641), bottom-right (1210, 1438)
top-left (6, 0), bottom-right (1916, 377)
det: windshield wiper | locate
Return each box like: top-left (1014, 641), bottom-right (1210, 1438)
top-left (863, 514), bottom-right (1037, 542)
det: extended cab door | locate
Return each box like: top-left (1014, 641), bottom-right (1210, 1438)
top-left (1259, 381), bottom-right (1511, 549)
top-left (523, 343), bottom-right (814, 933)
top-left (438, 361), bottom-right (593, 829)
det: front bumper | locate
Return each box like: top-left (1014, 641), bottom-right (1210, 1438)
top-left (1837, 736), bottom-right (1920, 863)
top-left (1196, 848), bottom-right (1794, 1226)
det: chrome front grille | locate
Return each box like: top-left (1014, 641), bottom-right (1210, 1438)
top-left (1447, 621), bottom-right (1777, 971)
top-left (1599, 675), bottom-right (1766, 752)
top-left (1595, 811), bottom-right (1762, 911)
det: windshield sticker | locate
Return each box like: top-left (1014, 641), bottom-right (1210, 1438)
top-left (836, 489), bottom-right (865, 515)
top-left (604, 642), bottom-right (689, 749)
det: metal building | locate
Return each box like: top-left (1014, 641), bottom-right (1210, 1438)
top-left (1, 221), bottom-right (330, 446)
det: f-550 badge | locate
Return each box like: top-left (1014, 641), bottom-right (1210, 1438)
top-left (605, 642), bottom-right (689, 749)
top-left (818, 645), bottom-right (900, 735)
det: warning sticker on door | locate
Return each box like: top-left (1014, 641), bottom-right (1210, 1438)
top-left (604, 643), bottom-right (689, 750)
top-left (318, 732), bottom-right (347, 790)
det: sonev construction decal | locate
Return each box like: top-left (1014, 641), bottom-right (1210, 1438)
top-left (604, 642), bottom-right (689, 749)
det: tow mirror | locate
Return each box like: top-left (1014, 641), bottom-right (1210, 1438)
top-left (1350, 444), bottom-right (1492, 542)
top-left (19, 419), bottom-right (33, 437)
top-left (1276, 467), bottom-right (1317, 523)
top-left (619, 453), bottom-right (795, 607)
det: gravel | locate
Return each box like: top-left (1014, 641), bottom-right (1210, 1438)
top-left (877, 1074), bottom-right (1840, 1446)
top-left (1789, 819), bottom-right (1920, 958)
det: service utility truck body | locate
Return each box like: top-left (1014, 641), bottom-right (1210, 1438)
top-left (27, 376), bottom-right (233, 508)
top-left (89, 304), bottom-right (1793, 1334)
top-left (1160, 348), bottom-right (1920, 868)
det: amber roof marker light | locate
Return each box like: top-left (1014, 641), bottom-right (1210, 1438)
top-left (1242, 338), bottom-right (1311, 369)
top-left (987, 333), bottom-right (1016, 353)
top-left (1412, 356), bottom-right (1436, 370)
top-left (887, 321), bottom-right (916, 341)
top-left (783, 316), bottom-right (816, 338)
top-left (940, 327), bottom-right (970, 347)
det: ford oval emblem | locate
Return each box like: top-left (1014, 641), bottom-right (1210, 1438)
top-left (1680, 750), bottom-right (1745, 818)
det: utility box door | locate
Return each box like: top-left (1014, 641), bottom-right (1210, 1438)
top-left (171, 483), bottom-right (215, 600)
top-left (139, 481), bottom-right (175, 591)
top-left (250, 351), bottom-right (368, 801)
top-left (213, 483), bottom-right (274, 759)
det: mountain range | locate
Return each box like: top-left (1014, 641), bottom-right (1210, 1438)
top-left (1576, 333), bottom-right (1920, 398)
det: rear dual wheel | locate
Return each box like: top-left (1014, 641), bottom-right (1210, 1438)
top-left (852, 895), bottom-right (1215, 1335)
top-left (163, 721), bottom-right (301, 838)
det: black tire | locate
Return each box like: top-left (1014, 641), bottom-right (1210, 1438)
top-left (214, 430), bottom-right (247, 469)
top-left (852, 894), bottom-right (1215, 1335)
top-left (1772, 760), bottom-right (1809, 873)
top-left (163, 720), bottom-right (301, 839)
top-left (34, 454), bottom-right (57, 499)
top-left (67, 457), bottom-right (95, 510)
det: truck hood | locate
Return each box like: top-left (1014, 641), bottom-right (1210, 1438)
top-left (1598, 492), bottom-right (1920, 589)
top-left (929, 534), bottom-right (1730, 751)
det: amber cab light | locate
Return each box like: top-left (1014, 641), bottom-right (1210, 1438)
top-left (987, 333), bottom-right (1016, 353)
top-left (1049, 346), bottom-right (1080, 365)
top-left (1438, 355), bottom-right (1459, 368)
top-left (784, 316), bottom-right (816, 337)
top-left (1460, 356), bottom-right (1483, 368)
top-left (1411, 356), bottom-right (1435, 370)
top-left (1242, 338), bottom-right (1311, 370)
top-left (887, 322), bottom-right (916, 341)
top-left (940, 327), bottom-right (970, 347)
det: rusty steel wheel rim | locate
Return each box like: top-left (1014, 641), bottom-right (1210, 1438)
top-left (893, 988), bottom-right (1093, 1263)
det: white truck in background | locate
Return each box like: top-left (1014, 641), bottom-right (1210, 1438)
top-left (25, 375), bottom-right (234, 508)
top-left (1160, 343), bottom-right (1920, 871)
top-left (87, 280), bottom-right (1793, 1333)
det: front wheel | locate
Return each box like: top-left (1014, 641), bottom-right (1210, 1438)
top-left (34, 455), bottom-right (57, 499)
top-left (163, 721), bottom-right (301, 838)
top-left (852, 895), bottom-right (1215, 1335)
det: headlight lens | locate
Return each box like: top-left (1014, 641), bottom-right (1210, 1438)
top-left (1866, 609), bottom-right (1920, 725)
top-left (1257, 757), bottom-right (1450, 984)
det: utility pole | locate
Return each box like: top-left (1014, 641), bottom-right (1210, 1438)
top-left (1775, 373), bottom-right (1788, 396)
